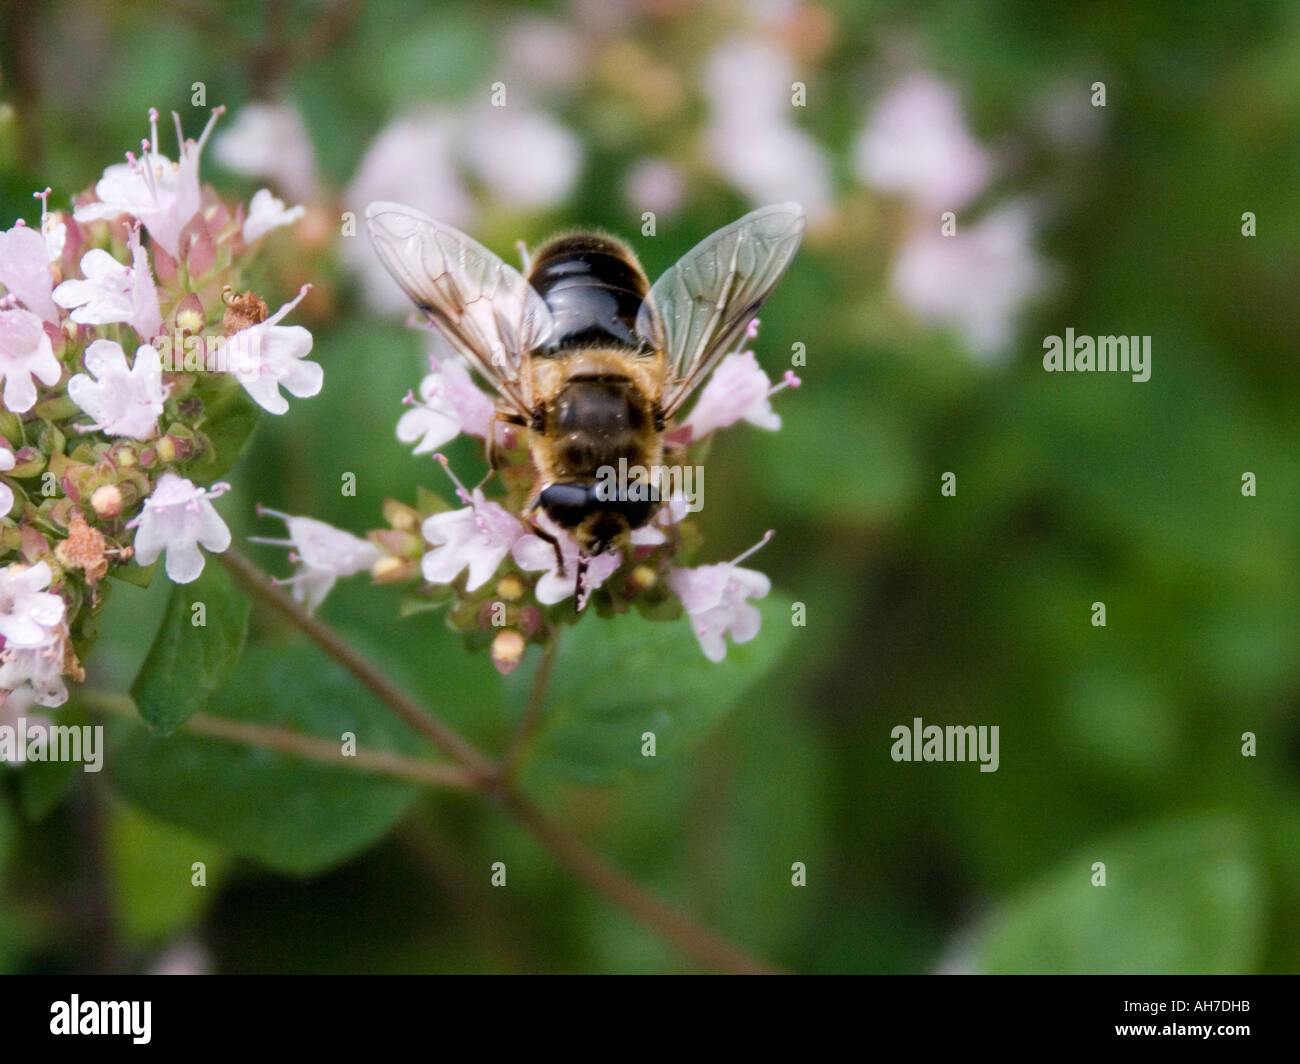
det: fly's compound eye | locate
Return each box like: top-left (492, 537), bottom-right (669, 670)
top-left (538, 482), bottom-right (594, 529)
top-left (607, 497), bottom-right (654, 529)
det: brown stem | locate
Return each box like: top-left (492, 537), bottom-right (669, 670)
top-left (218, 549), bottom-right (496, 782)
top-left (184, 712), bottom-right (476, 790)
top-left (501, 633), bottom-right (559, 777)
top-left (500, 789), bottom-right (785, 974)
top-left (83, 689), bottom-right (475, 791)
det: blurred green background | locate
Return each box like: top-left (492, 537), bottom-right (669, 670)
top-left (2, 0), bottom-right (1298, 973)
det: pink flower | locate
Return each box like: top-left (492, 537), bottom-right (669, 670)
top-left (252, 508), bottom-right (381, 614)
top-left (0, 638), bottom-right (69, 709)
top-left (227, 285), bottom-right (321, 414)
top-left (0, 443), bottom-right (14, 517)
top-left (0, 561), bottom-right (65, 649)
top-left (242, 188), bottom-right (305, 244)
top-left (67, 339), bottom-right (166, 439)
top-left (511, 521), bottom-right (621, 605)
top-left (397, 357), bottom-right (494, 454)
top-left (420, 457), bottom-right (524, 592)
top-left (0, 308), bottom-right (61, 413)
top-left (854, 72), bottom-right (994, 212)
top-left (463, 106), bottom-right (582, 211)
top-left (624, 158), bottom-right (687, 216)
top-left (52, 228), bottom-right (163, 341)
top-left (669, 532), bottom-right (773, 662)
top-left (681, 350), bottom-right (799, 441)
top-left (0, 561), bottom-right (68, 706)
top-left (128, 473), bottom-right (232, 584)
top-left (344, 112), bottom-right (474, 315)
top-left (75, 107), bottom-right (223, 260)
top-left (422, 489), bottom-right (524, 592)
top-left (0, 221), bottom-right (58, 324)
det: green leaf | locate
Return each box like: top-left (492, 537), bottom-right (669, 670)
top-left (970, 812), bottom-right (1265, 974)
top-left (184, 376), bottom-right (262, 483)
top-left (18, 753), bottom-right (79, 821)
top-left (514, 593), bottom-right (797, 784)
top-left (111, 641), bottom-right (425, 876)
top-left (130, 562), bottom-right (249, 734)
top-left (107, 802), bottom-right (231, 946)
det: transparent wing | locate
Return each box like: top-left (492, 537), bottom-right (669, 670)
top-left (365, 201), bottom-right (553, 417)
top-left (637, 203), bottom-right (805, 418)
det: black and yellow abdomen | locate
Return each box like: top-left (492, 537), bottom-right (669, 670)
top-left (527, 234), bottom-right (650, 354)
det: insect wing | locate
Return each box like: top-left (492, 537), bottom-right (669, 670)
top-left (365, 201), bottom-right (552, 416)
top-left (638, 203), bottom-right (805, 418)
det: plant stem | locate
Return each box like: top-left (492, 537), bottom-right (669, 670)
top-left (502, 633), bottom-right (559, 777)
top-left (217, 548), bottom-right (784, 974)
top-left (82, 689), bottom-right (476, 791)
top-left (501, 789), bottom-right (785, 974)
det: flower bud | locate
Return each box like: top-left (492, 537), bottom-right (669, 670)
top-left (90, 483), bottom-right (124, 519)
top-left (371, 555), bottom-right (409, 583)
top-left (496, 573), bottom-right (525, 601)
top-left (517, 606), bottom-right (542, 638)
top-left (174, 293), bottom-right (206, 335)
top-left (490, 630), bottom-right (526, 676)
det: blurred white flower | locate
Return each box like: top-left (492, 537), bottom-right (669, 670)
top-left (891, 201), bottom-right (1048, 359)
top-left (213, 101), bottom-right (318, 201)
top-left (129, 473), bottom-right (232, 584)
top-left (703, 36), bottom-right (833, 218)
top-left (706, 119), bottom-right (833, 220)
top-left (67, 339), bottom-right (166, 440)
top-left (242, 188), bottom-right (306, 244)
top-left (463, 106), bottom-right (582, 211)
top-left (854, 72), bottom-right (994, 212)
top-left (623, 158), bottom-right (686, 216)
top-left (501, 16), bottom-right (587, 92)
top-left (345, 112), bottom-right (475, 314)
top-left (704, 36), bottom-right (794, 130)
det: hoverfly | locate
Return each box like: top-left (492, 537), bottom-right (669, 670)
top-left (365, 200), bottom-right (805, 604)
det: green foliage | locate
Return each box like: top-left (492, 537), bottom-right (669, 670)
top-left (972, 814), bottom-right (1265, 974)
top-left (107, 803), bottom-right (233, 946)
top-left (130, 564), bottom-right (250, 734)
top-left (111, 642), bottom-right (425, 875)
top-left (514, 595), bottom-right (798, 784)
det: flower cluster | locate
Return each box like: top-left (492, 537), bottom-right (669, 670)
top-left (260, 319), bottom-right (799, 672)
top-left (0, 106), bottom-right (317, 713)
